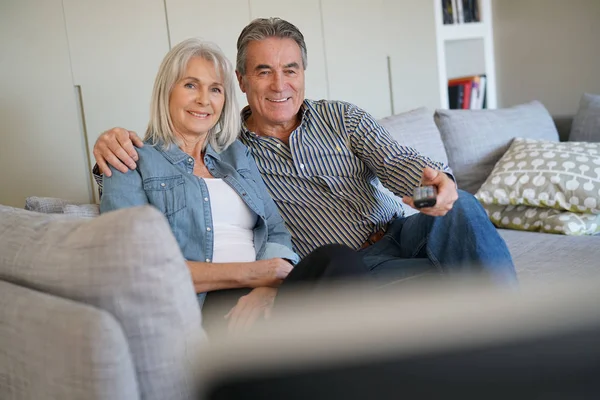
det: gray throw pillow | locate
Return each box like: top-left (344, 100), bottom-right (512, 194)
top-left (569, 93), bottom-right (600, 142)
top-left (379, 107), bottom-right (448, 164)
top-left (0, 205), bottom-right (205, 400)
top-left (434, 101), bottom-right (559, 194)
top-left (24, 196), bottom-right (70, 213)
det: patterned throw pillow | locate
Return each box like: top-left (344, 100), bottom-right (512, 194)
top-left (475, 138), bottom-right (600, 214)
top-left (484, 204), bottom-right (600, 236)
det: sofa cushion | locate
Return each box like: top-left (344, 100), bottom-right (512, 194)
top-left (379, 107), bottom-right (448, 164)
top-left (63, 203), bottom-right (100, 218)
top-left (434, 101), bottom-right (559, 194)
top-left (499, 229), bottom-right (600, 283)
top-left (0, 280), bottom-right (138, 399)
top-left (0, 205), bottom-right (205, 400)
top-left (476, 138), bottom-right (600, 215)
top-left (485, 204), bottom-right (600, 236)
top-left (569, 93), bottom-right (600, 142)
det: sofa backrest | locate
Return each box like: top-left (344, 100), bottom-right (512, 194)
top-left (0, 205), bottom-right (206, 400)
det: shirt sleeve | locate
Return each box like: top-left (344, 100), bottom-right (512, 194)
top-left (92, 164), bottom-right (104, 199)
top-left (244, 147), bottom-right (300, 265)
top-left (99, 166), bottom-right (149, 214)
top-left (345, 104), bottom-right (454, 198)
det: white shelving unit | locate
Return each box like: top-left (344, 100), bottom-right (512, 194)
top-left (433, 0), bottom-right (497, 109)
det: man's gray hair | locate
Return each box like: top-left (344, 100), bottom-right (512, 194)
top-left (145, 38), bottom-right (240, 152)
top-left (236, 17), bottom-right (308, 75)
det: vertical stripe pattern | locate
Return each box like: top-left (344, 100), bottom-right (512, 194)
top-left (240, 99), bottom-right (451, 257)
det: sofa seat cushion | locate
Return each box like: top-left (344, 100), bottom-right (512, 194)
top-left (0, 205), bottom-right (205, 400)
top-left (569, 93), bottom-right (600, 142)
top-left (434, 101), bottom-right (559, 194)
top-left (500, 228), bottom-right (600, 283)
top-left (0, 281), bottom-right (138, 399)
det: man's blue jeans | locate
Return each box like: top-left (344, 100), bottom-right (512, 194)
top-left (360, 190), bottom-right (517, 286)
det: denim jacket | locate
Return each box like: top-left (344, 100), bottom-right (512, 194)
top-left (100, 140), bottom-right (300, 269)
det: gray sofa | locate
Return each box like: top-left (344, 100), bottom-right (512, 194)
top-left (2, 100), bottom-right (600, 399)
top-left (379, 101), bottom-right (600, 284)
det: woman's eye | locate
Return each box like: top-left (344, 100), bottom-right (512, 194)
top-left (211, 87), bottom-right (222, 93)
top-left (184, 83), bottom-right (195, 89)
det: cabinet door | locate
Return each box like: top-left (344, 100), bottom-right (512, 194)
top-left (382, 0), bottom-right (440, 113)
top-left (0, 0), bottom-right (90, 207)
top-left (165, 0), bottom-right (250, 107)
top-left (63, 0), bottom-right (170, 186)
top-left (320, 0), bottom-right (391, 119)
top-left (249, 0), bottom-right (329, 102)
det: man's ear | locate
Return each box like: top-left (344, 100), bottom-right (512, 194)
top-left (236, 71), bottom-right (246, 93)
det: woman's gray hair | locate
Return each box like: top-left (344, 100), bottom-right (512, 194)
top-left (145, 38), bottom-right (240, 152)
top-left (236, 17), bottom-right (307, 75)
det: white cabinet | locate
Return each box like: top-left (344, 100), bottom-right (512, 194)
top-left (320, 0), bottom-right (391, 119)
top-left (382, 0), bottom-right (441, 113)
top-left (165, 0), bottom-right (251, 107)
top-left (249, 0), bottom-right (329, 102)
top-left (63, 0), bottom-right (170, 196)
top-left (0, 0), bottom-right (90, 207)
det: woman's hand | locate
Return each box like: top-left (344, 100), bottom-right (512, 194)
top-left (243, 258), bottom-right (294, 288)
top-left (225, 287), bottom-right (278, 333)
top-left (186, 258), bottom-right (293, 293)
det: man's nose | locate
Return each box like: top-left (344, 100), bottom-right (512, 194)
top-left (270, 72), bottom-right (284, 92)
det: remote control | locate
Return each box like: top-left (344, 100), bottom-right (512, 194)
top-left (413, 186), bottom-right (437, 208)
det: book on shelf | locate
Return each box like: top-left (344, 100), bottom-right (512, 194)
top-left (441, 0), bottom-right (481, 24)
top-left (447, 74), bottom-right (486, 110)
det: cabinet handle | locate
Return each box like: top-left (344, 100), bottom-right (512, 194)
top-left (74, 85), bottom-right (97, 204)
top-left (386, 56), bottom-right (395, 115)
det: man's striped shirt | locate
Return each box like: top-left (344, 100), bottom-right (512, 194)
top-left (239, 99), bottom-right (451, 258)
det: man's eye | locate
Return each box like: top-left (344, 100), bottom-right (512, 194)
top-left (258, 70), bottom-right (269, 76)
top-left (285, 70), bottom-right (296, 75)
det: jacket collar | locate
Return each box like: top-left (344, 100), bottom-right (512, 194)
top-left (148, 140), bottom-right (221, 165)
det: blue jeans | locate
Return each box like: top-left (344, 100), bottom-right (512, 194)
top-left (360, 190), bottom-right (517, 286)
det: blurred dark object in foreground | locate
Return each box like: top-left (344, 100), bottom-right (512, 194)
top-left (196, 278), bottom-right (600, 400)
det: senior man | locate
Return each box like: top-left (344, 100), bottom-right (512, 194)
top-left (92, 17), bottom-right (516, 286)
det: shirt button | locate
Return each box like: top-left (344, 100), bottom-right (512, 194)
top-left (187, 158), bottom-right (193, 164)
top-left (277, 143), bottom-right (282, 148)
top-left (160, 183), bottom-right (166, 187)
top-left (205, 258), bottom-right (211, 262)
top-left (206, 227), bottom-right (211, 231)
top-left (204, 197), bottom-right (208, 201)
top-left (300, 164), bottom-right (305, 169)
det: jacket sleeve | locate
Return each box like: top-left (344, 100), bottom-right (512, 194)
top-left (244, 148), bottom-right (300, 264)
top-left (345, 104), bottom-right (454, 198)
top-left (99, 166), bottom-right (149, 214)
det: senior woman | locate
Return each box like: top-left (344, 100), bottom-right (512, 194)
top-left (100, 38), bottom-right (368, 334)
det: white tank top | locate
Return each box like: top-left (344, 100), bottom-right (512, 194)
top-left (203, 178), bottom-right (257, 263)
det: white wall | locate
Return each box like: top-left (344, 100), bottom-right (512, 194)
top-left (493, 0), bottom-right (600, 116)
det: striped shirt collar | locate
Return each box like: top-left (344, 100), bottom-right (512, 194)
top-left (240, 101), bottom-right (310, 140)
